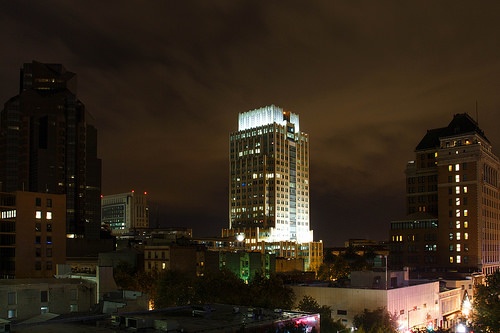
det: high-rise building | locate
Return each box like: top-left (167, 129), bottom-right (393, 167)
top-left (0, 61), bottom-right (102, 239)
top-left (228, 105), bottom-right (312, 243)
top-left (225, 106), bottom-right (322, 272)
top-left (390, 113), bottom-right (500, 276)
top-left (101, 190), bottom-right (149, 236)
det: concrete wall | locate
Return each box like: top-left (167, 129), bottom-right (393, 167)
top-left (0, 279), bottom-right (96, 321)
top-left (292, 281), bottom-right (439, 330)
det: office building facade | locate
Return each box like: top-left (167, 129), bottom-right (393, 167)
top-left (0, 61), bottom-right (102, 239)
top-left (390, 113), bottom-right (500, 276)
top-left (227, 106), bottom-right (322, 272)
top-left (0, 191), bottom-right (66, 278)
top-left (101, 191), bottom-right (149, 236)
top-left (229, 105), bottom-right (312, 243)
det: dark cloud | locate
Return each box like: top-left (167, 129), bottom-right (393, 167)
top-left (2, 1), bottom-right (500, 246)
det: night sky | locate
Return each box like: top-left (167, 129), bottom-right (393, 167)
top-left (2, 1), bottom-right (500, 246)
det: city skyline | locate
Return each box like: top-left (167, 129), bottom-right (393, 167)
top-left (2, 2), bottom-right (500, 246)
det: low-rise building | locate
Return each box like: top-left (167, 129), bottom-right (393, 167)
top-left (222, 228), bottom-right (323, 273)
top-left (0, 278), bottom-right (96, 322)
top-left (291, 271), bottom-right (470, 332)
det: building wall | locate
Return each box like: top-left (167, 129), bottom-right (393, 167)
top-left (143, 244), bottom-right (199, 277)
top-left (0, 278), bottom-right (96, 321)
top-left (0, 191), bottom-right (66, 278)
top-left (292, 281), bottom-right (440, 331)
top-left (220, 228), bottom-right (322, 273)
top-left (276, 258), bottom-right (304, 272)
top-left (389, 215), bottom-right (439, 270)
top-left (218, 251), bottom-right (275, 283)
top-left (101, 191), bottom-right (149, 236)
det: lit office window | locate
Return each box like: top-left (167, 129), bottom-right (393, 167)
top-left (7, 309), bottom-right (16, 319)
top-left (456, 255), bottom-right (461, 263)
top-left (46, 212), bottom-right (52, 220)
top-left (455, 164), bottom-right (460, 171)
top-left (35, 211), bottom-right (42, 219)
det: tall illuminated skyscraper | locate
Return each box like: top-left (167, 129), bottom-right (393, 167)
top-left (229, 105), bottom-right (313, 243)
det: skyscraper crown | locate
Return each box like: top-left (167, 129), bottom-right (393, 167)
top-left (238, 105), bottom-right (300, 133)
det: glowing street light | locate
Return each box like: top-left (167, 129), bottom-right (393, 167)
top-left (456, 323), bottom-right (467, 333)
top-left (337, 327), bottom-right (357, 333)
top-left (462, 296), bottom-right (472, 318)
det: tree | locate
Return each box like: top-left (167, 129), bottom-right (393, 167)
top-left (297, 295), bottom-right (346, 333)
top-left (113, 261), bottom-right (159, 307)
top-left (113, 261), bottom-right (137, 290)
top-left (317, 255), bottom-right (350, 282)
top-left (297, 295), bottom-right (321, 313)
top-left (352, 307), bottom-right (398, 333)
top-left (249, 273), bottom-right (295, 309)
top-left (154, 270), bottom-right (195, 308)
top-left (193, 268), bottom-right (248, 305)
top-left (472, 270), bottom-right (500, 333)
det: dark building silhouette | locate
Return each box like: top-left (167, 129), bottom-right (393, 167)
top-left (0, 61), bottom-right (102, 239)
top-left (390, 113), bottom-right (500, 277)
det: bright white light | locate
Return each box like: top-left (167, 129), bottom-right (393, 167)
top-left (236, 233), bottom-right (245, 242)
top-left (238, 105), bottom-right (300, 133)
top-left (462, 298), bottom-right (472, 317)
top-left (456, 323), bottom-right (466, 333)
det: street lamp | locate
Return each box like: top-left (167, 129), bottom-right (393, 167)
top-left (337, 327), bottom-right (357, 333)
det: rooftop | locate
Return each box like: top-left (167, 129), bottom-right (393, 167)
top-left (12, 304), bottom-right (319, 333)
